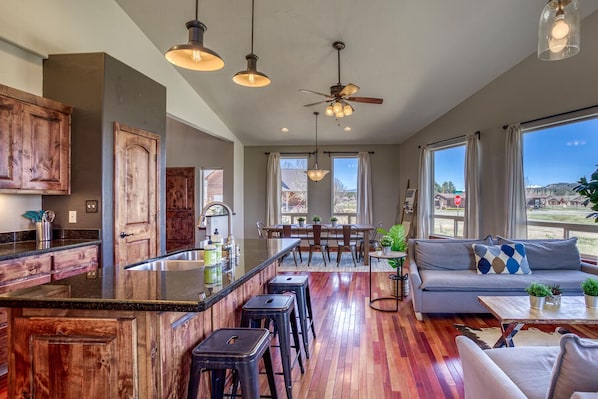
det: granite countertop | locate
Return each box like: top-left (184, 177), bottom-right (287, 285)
top-left (0, 238), bottom-right (299, 313)
top-left (0, 238), bottom-right (103, 261)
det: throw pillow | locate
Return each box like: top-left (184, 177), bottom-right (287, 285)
top-left (472, 243), bottom-right (531, 274)
top-left (496, 236), bottom-right (580, 271)
top-left (546, 334), bottom-right (598, 399)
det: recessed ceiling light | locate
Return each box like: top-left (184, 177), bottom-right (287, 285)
top-left (281, 127), bottom-right (289, 133)
top-left (343, 126), bottom-right (352, 132)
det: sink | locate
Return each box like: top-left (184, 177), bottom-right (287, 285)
top-left (126, 259), bottom-right (204, 271)
top-left (164, 250), bottom-right (205, 261)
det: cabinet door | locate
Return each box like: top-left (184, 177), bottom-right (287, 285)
top-left (10, 316), bottom-right (137, 399)
top-left (21, 102), bottom-right (70, 194)
top-left (0, 96), bottom-right (21, 189)
top-left (0, 253), bottom-right (52, 289)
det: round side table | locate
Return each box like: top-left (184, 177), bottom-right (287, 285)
top-left (368, 250), bottom-right (407, 312)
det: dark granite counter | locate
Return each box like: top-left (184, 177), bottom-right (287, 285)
top-left (0, 238), bottom-right (102, 261)
top-left (0, 238), bottom-right (298, 313)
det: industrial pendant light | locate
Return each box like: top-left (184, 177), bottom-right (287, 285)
top-left (233, 0), bottom-right (271, 87)
top-left (165, 0), bottom-right (224, 71)
top-left (305, 112), bottom-right (330, 182)
top-left (538, 0), bottom-right (580, 61)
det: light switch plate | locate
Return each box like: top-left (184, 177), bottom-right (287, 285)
top-left (86, 200), bottom-right (98, 213)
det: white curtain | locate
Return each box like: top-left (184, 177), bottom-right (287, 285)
top-left (357, 152), bottom-right (373, 224)
top-left (417, 146), bottom-right (432, 239)
top-left (266, 152), bottom-right (281, 226)
top-left (464, 133), bottom-right (480, 238)
top-left (505, 124), bottom-right (528, 239)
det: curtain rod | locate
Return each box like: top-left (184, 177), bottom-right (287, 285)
top-left (502, 104), bottom-right (598, 129)
top-left (418, 131), bottom-right (480, 148)
top-left (264, 151), bottom-right (315, 155)
top-left (322, 151), bottom-right (374, 156)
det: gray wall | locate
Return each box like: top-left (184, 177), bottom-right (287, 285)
top-left (166, 117), bottom-right (234, 246)
top-left (243, 144), bottom-right (401, 238)
top-left (399, 11), bottom-right (598, 238)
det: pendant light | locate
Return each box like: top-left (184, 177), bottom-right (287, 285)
top-left (306, 112), bottom-right (330, 182)
top-left (538, 0), bottom-right (580, 61)
top-left (232, 0), bottom-right (271, 87)
top-left (165, 0), bottom-right (224, 71)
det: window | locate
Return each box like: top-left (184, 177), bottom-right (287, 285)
top-left (431, 143), bottom-right (466, 237)
top-left (201, 168), bottom-right (223, 207)
top-left (332, 157), bottom-right (358, 224)
top-left (280, 158), bottom-right (308, 224)
top-left (523, 114), bottom-right (598, 259)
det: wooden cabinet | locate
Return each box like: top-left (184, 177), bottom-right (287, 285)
top-left (10, 314), bottom-right (137, 399)
top-left (52, 245), bottom-right (99, 281)
top-left (0, 84), bottom-right (71, 194)
top-left (0, 253), bottom-right (52, 294)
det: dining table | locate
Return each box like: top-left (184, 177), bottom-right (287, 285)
top-left (262, 223), bottom-right (376, 265)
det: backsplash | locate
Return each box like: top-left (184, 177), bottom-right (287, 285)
top-left (0, 229), bottom-right (100, 244)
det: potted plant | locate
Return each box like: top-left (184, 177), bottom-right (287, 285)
top-left (311, 215), bottom-right (321, 224)
top-left (380, 235), bottom-right (394, 255)
top-left (297, 217), bottom-right (306, 227)
top-left (581, 277), bottom-right (598, 308)
top-left (573, 166), bottom-right (598, 223)
top-left (546, 284), bottom-right (562, 306)
top-left (329, 216), bottom-right (338, 227)
top-left (525, 282), bottom-right (550, 309)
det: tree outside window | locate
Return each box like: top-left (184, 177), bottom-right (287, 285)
top-left (280, 158), bottom-right (307, 224)
top-left (333, 157), bottom-right (358, 224)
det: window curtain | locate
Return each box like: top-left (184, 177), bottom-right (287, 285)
top-left (417, 146), bottom-right (432, 239)
top-left (266, 152), bottom-right (281, 226)
top-left (505, 124), bottom-right (528, 239)
top-left (357, 152), bottom-right (373, 224)
top-left (464, 133), bottom-right (480, 238)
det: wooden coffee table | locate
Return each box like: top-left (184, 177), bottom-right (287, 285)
top-left (478, 295), bottom-right (598, 348)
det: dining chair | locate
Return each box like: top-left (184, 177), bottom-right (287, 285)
top-left (333, 224), bottom-right (359, 267)
top-left (359, 222), bottom-right (383, 261)
top-left (307, 224), bottom-right (330, 266)
top-left (256, 221), bottom-right (267, 239)
top-left (281, 224), bottom-right (301, 264)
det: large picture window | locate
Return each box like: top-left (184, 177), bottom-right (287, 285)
top-left (523, 115), bottom-right (598, 258)
top-left (280, 158), bottom-right (308, 224)
top-left (431, 143), bottom-right (466, 237)
top-left (332, 157), bottom-right (358, 224)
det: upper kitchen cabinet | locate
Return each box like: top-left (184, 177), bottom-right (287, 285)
top-left (0, 84), bottom-right (72, 194)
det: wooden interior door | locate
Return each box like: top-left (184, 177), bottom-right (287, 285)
top-left (166, 167), bottom-right (195, 252)
top-left (113, 122), bottom-right (160, 269)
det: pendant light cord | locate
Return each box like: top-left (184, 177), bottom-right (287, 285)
top-left (195, 0), bottom-right (199, 20)
top-left (314, 112), bottom-right (319, 163)
top-left (250, 0), bottom-right (255, 54)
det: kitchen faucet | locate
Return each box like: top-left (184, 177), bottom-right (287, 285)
top-left (197, 201), bottom-right (234, 248)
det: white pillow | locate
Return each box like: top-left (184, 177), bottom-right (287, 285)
top-left (546, 334), bottom-right (598, 399)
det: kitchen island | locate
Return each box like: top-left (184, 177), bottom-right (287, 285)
top-left (0, 238), bottom-right (298, 399)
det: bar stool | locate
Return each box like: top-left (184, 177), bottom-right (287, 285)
top-left (241, 294), bottom-right (304, 399)
top-left (268, 275), bottom-right (316, 359)
top-left (187, 328), bottom-right (277, 399)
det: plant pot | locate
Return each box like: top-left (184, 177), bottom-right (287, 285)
top-left (331, 221), bottom-right (337, 227)
top-left (298, 221), bottom-right (305, 227)
top-left (313, 220), bottom-right (320, 224)
top-left (389, 274), bottom-right (409, 297)
top-left (382, 246), bottom-right (391, 255)
top-left (529, 295), bottom-right (546, 309)
top-left (546, 294), bottom-right (561, 306)
top-left (584, 294), bottom-right (598, 309)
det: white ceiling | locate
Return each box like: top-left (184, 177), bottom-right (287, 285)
top-left (116, 0), bottom-right (598, 146)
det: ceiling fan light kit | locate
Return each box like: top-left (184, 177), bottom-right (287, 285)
top-left (305, 112), bottom-right (330, 182)
top-left (538, 0), bottom-right (580, 61)
top-left (233, 0), bottom-right (270, 87)
top-left (165, 0), bottom-right (225, 71)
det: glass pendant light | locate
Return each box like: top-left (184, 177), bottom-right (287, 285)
top-left (165, 0), bottom-right (225, 71)
top-left (305, 112), bottom-right (330, 182)
top-left (538, 0), bottom-right (580, 61)
top-left (232, 0), bottom-right (271, 87)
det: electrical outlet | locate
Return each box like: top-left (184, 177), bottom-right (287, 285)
top-left (69, 210), bottom-right (77, 223)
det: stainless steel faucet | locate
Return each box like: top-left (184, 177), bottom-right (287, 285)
top-left (197, 201), bottom-right (234, 247)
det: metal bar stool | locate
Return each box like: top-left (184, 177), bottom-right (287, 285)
top-left (187, 328), bottom-right (277, 399)
top-left (267, 275), bottom-right (316, 359)
top-left (241, 294), bottom-right (304, 399)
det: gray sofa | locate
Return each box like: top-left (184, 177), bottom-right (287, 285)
top-left (408, 236), bottom-right (598, 321)
top-left (457, 333), bottom-right (598, 399)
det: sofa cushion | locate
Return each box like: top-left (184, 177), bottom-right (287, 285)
top-left (415, 236), bottom-right (493, 271)
top-left (473, 243), bottom-right (531, 274)
top-left (546, 334), bottom-right (598, 399)
top-left (497, 237), bottom-right (580, 271)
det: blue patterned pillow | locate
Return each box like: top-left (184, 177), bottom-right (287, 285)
top-left (472, 243), bottom-right (531, 274)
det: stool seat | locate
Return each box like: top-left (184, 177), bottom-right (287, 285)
top-left (242, 294), bottom-right (303, 399)
top-left (268, 275), bottom-right (316, 359)
top-left (187, 328), bottom-right (277, 399)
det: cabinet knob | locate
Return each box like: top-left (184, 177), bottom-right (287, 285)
top-left (120, 232), bottom-right (134, 239)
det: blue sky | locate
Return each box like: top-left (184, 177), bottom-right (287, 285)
top-left (434, 117), bottom-right (598, 190)
top-left (333, 157), bottom-right (358, 190)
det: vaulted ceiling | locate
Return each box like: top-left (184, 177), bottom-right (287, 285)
top-left (116, 0), bottom-right (598, 146)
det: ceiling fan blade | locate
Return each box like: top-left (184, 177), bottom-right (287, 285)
top-left (303, 100), bottom-right (328, 107)
top-left (299, 89), bottom-right (332, 98)
top-left (340, 83), bottom-right (360, 97)
top-left (346, 96), bottom-right (384, 104)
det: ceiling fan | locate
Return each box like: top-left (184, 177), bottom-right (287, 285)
top-left (300, 41), bottom-right (383, 118)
